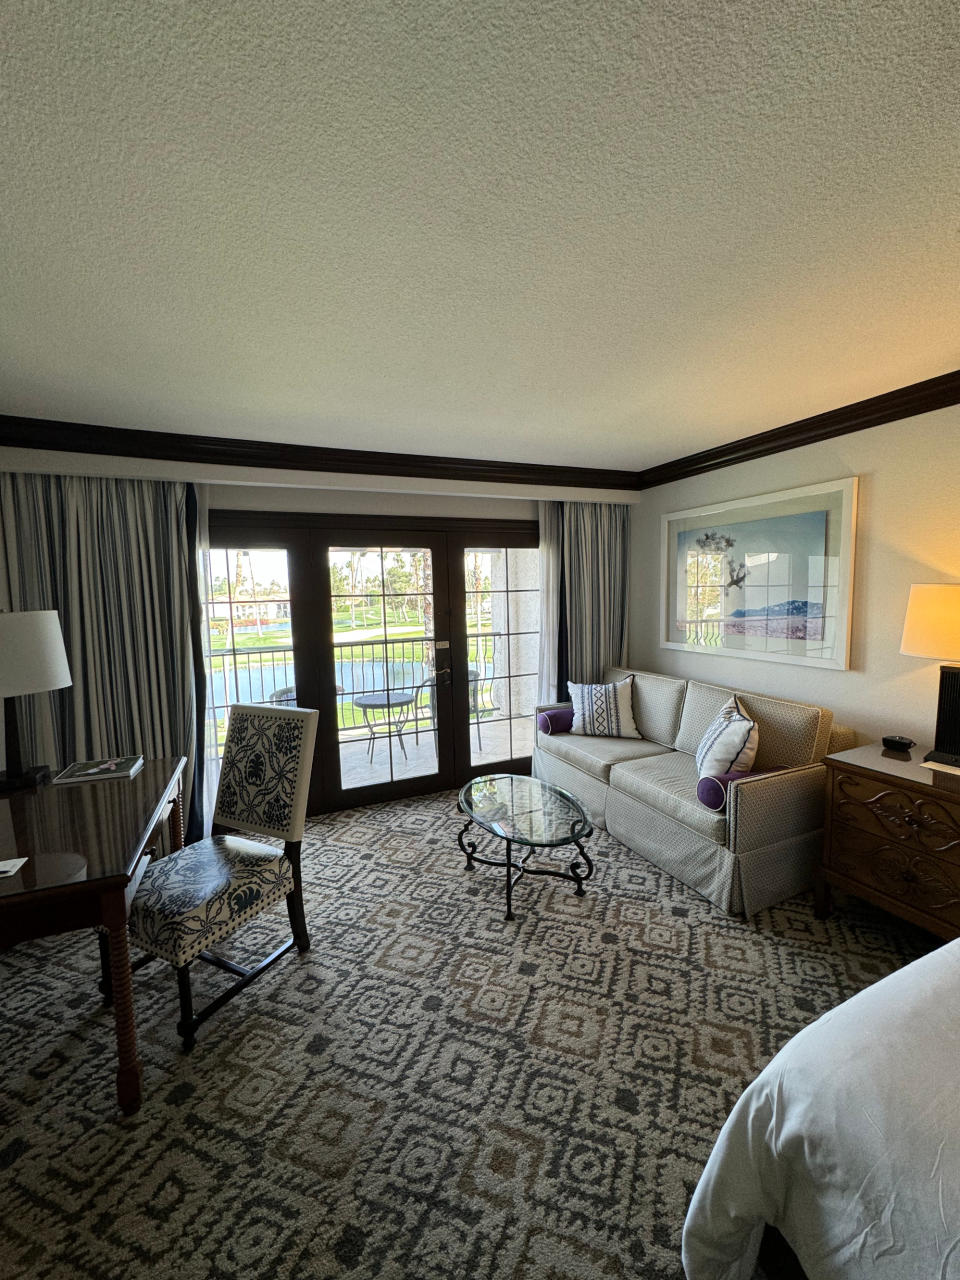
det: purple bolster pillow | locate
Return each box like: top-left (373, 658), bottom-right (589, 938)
top-left (537, 706), bottom-right (574, 735)
top-left (697, 767), bottom-right (784, 811)
top-left (696, 771), bottom-right (745, 811)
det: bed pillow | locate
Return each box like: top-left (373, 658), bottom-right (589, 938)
top-left (568, 677), bottom-right (641, 738)
top-left (695, 695), bottom-right (758, 778)
top-left (537, 706), bottom-right (574, 735)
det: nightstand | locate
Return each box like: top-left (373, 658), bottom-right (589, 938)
top-left (818, 743), bottom-right (960, 939)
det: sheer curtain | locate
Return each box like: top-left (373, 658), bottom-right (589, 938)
top-left (538, 501), bottom-right (630, 703)
top-left (0, 471), bottom-right (206, 840)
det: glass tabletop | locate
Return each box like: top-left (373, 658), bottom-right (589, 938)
top-left (458, 774), bottom-right (591, 847)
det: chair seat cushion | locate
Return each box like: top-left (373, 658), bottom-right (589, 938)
top-left (128, 834), bottom-right (293, 968)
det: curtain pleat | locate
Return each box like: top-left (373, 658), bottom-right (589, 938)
top-left (193, 484), bottom-right (221, 835)
top-left (537, 501), bottom-right (562, 705)
top-left (539, 501), bottom-right (630, 697)
top-left (0, 472), bottom-right (202, 835)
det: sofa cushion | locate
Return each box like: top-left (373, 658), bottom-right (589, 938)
top-left (675, 680), bottom-right (832, 768)
top-left (695, 695), bottom-right (758, 777)
top-left (675, 681), bottom-right (738, 755)
top-left (569, 677), bottom-right (641, 738)
top-left (537, 732), bottom-right (669, 782)
top-left (608, 752), bottom-right (727, 842)
top-left (605, 667), bottom-right (687, 747)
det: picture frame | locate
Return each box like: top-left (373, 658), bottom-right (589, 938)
top-left (660, 477), bottom-right (858, 670)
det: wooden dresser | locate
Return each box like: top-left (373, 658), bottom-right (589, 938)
top-left (818, 743), bottom-right (960, 939)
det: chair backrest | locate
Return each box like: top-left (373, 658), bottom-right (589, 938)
top-left (214, 704), bottom-right (319, 842)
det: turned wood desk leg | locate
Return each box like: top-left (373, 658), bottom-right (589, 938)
top-left (102, 889), bottom-right (142, 1116)
top-left (170, 778), bottom-right (184, 852)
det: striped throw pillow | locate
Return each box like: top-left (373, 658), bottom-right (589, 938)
top-left (568, 677), bottom-right (641, 738)
top-left (695, 695), bottom-right (758, 778)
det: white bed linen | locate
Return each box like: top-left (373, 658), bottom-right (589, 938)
top-left (682, 938), bottom-right (960, 1280)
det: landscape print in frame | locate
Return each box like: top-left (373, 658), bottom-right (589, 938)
top-left (660, 477), bottom-right (858, 669)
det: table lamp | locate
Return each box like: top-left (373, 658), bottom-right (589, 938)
top-left (0, 610), bottom-right (73, 792)
top-left (900, 584), bottom-right (960, 767)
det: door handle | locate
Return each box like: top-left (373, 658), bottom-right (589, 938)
top-left (435, 669), bottom-right (452, 688)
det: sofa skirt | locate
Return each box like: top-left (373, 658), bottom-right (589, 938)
top-left (604, 788), bottom-right (743, 915)
top-left (532, 749), bottom-right (610, 831)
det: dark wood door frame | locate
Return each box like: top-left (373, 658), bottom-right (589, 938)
top-left (209, 510), bottom-right (539, 812)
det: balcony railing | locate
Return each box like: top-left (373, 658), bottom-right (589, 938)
top-left (207, 635), bottom-right (501, 746)
top-left (206, 644), bottom-right (298, 708)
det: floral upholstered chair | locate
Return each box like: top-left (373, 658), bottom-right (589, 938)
top-left (127, 703), bottom-right (318, 1051)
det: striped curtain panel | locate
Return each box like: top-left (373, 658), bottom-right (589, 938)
top-left (538, 501), bottom-right (630, 701)
top-left (0, 472), bottom-right (204, 840)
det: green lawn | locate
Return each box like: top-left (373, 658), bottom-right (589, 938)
top-left (207, 618), bottom-right (497, 743)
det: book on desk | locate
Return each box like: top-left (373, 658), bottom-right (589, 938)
top-left (52, 755), bottom-right (144, 784)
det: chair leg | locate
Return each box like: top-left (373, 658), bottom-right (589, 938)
top-left (176, 965), bottom-right (197, 1053)
top-left (286, 889), bottom-right (310, 953)
top-left (97, 931), bottom-right (114, 1007)
top-left (284, 841), bottom-right (310, 952)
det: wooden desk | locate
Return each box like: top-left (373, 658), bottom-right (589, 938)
top-left (0, 757), bottom-right (186, 1114)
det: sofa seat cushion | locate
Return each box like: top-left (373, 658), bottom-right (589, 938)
top-left (537, 732), bottom-right (670, 782)
top-left (608, 752), bottom-right (727, 842)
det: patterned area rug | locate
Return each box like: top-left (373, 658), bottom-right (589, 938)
top-left (0, 791), bottom-right (933, 1280)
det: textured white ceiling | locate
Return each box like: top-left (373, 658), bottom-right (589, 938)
top-left (2, 1), bottom-right (957, 471)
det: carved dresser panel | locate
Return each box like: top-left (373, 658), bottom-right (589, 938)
top-left (818, 743), bottom-right (960, 940)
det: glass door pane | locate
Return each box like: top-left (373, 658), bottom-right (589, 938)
top-left (464, 546), bottom-right (540, 767)
top-left (203, 547), bottom-right (296, 762)
top-left (330, 546), bottom-right (438, 790)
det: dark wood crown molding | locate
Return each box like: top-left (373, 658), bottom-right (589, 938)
top-left (0, 416), bottom-right (639, 491)
top-left (632, 368), bottom-right (960, 490)
top-left (1, 367), bottom-right (957, 492)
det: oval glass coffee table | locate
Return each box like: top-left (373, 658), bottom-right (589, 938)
top-left (457, 774), bottom-right (594, 920)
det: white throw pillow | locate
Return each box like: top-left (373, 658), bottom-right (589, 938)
top-left (695, 695), bottom-right (758, 778)
top-left (568, 677), bottom-right (641, 738)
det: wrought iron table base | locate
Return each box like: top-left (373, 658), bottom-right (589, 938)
top-left (353, 696), bottom-right (413, 762)
top-left (457, 813), bottom-right (594, 921)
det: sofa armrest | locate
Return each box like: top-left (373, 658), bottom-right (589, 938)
top-left (728, 763), bottom-right (826, 855)
top-left (827, 724), bottom-right (857, 754)
top-left (536, 701), bottom-right (573, 715)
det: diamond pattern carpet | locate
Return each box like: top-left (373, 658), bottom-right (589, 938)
top-left (0, 791), bottom-right (933, 1279)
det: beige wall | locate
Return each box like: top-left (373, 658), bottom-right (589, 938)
top-left (205, 483), bottom-right (536, 521)
top-left (628, 404), bottom-right (960, 745)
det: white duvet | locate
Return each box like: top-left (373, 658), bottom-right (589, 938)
top-left (682, 938), bottom-right (960, 1280)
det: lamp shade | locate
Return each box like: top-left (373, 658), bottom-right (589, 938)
top-left (900, 585), bottom-right (960, 661)
top-left (0, 610), bottom-right (72, 697)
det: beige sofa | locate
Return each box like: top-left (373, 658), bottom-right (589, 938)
top-left (534, 666), bottom-right (855, 917)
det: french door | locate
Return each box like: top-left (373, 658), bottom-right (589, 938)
top-left (207, 512), bottom-right (539, 813)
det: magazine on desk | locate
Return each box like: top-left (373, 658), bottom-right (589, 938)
top-left (52, 755), bottom-right (144, 784)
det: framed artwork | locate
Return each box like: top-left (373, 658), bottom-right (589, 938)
top-left (660, 477), bottom-right (858, 670)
